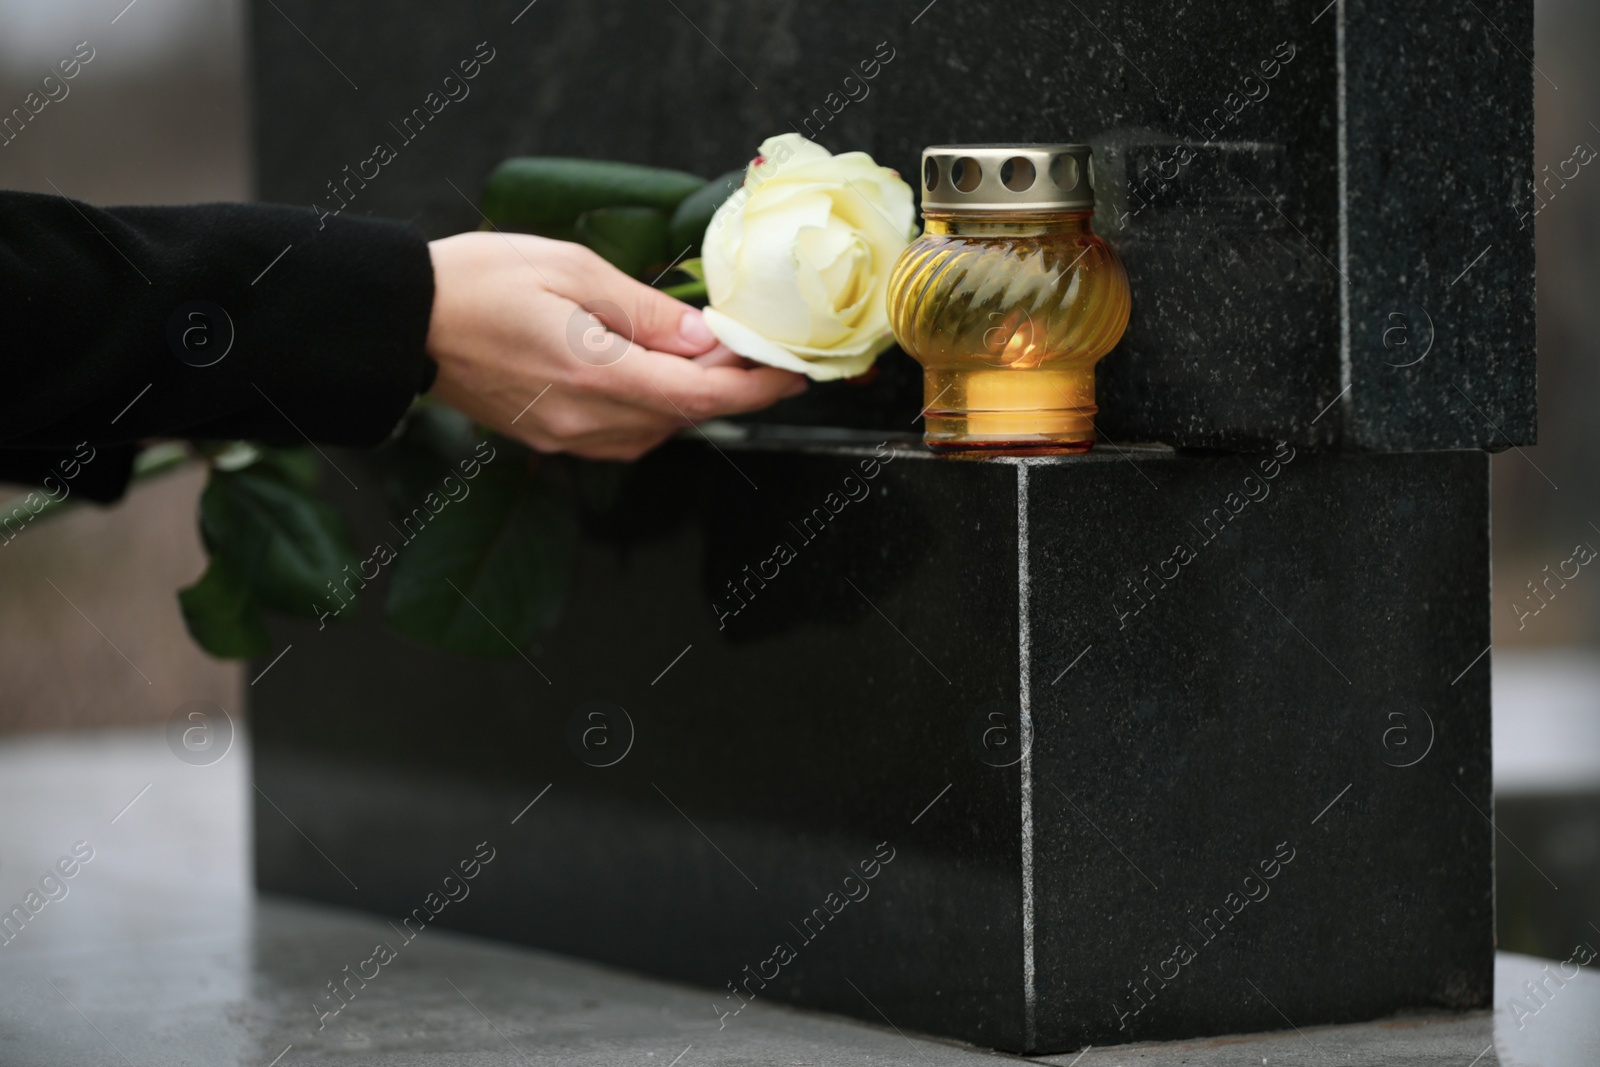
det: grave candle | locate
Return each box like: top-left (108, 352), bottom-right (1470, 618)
top-left (888, 144), bottom-right (1130, 453)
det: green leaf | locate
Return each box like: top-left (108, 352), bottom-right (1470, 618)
top-left (200, 469), bottom-right (359, 615)
top-left (132, 442), bottom-right (192, 479)
top-left (574, 206), bottom-right (670, 278)
top-left (205, 441), bottom-right (318, 489)
top-left (178, 554), bottom-right (271, 659)
top-left (402, 405), bottom-right (478, 461)
top-left (668, 168), bottom-right (744, 254)
top-left (674, 257), bottom-right (706, 282)
top-left (250, 447), bottom-right (321, 491)
top-left (386, 454), bottom-right (578, 658)
top-left (207, 441), bottom-right (261, 471)
top-left (391, 406), bottom-right (483, 506)
top-left (481, 158), bottom-right (706, 238)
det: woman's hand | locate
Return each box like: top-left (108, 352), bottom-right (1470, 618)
top-left (424, 231), bottom-right (807, 460)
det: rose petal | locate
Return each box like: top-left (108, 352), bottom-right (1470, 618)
top-left (702, 307), bottom-right (881, 381)
top-left (716, 192), bottom-right (835, 345)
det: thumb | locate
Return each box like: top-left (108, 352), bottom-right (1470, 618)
top-left (557, 247), bottom-right (718, 357)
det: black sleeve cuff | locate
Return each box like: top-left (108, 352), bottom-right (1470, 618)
top-left (0, 446), bottom-right (135, 505)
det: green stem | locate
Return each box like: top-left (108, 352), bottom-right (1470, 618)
top-left (661, 279), bottom-right (708, 301)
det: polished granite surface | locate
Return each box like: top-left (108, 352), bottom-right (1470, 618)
top-left (0, 726), bottom-right (1593, 1066)
top-left (247, 439), bottom-right (1491, 1051)
top-left (253, 0), bottom-right (1534, 451)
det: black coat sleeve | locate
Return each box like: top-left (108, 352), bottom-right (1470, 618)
top-left (0, 192), bottom-right (437, 501)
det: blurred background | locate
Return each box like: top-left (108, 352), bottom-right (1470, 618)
top-left (0, 0), bottom-right (247, 733)
top-left (0, 0), bottom-right (1595, 957)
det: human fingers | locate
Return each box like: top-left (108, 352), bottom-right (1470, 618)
top-left (692, 343), bottom-right (752, 369)
top-left (544, 242), bottom-right (721, 358)
top-left (576, 343), bottom-right (807, 423)
top-left (515, 388), bottom-right (684, 448)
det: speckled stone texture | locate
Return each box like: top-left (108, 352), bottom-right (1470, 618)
top-left (250, 436), bottom-right (1492, 1053)
top-left (252, 0), bottom-right (1533, 450)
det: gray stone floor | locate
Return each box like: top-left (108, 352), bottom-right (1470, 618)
top-left (0, 728), bottom-right (1593, 1066)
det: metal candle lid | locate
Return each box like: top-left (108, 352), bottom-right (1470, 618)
top-left (919, 143), bottom-right (1096, 214)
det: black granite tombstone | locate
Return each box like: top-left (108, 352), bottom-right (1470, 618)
top-left (248, 0), bottom-right (1515, 1052)
top-left (252, 0), bottom-right (1535, 450)
top-left (250, 436), bottom-right (1491, 1052)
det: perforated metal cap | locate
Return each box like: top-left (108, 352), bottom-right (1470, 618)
top-left (920, 144), bottom-right (1096, 213)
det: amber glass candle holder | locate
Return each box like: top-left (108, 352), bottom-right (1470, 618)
top-left (888, 144), bottom-right (1131, 454)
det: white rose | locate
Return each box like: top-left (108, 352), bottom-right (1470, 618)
top-left (700, 133), bottom-right (917, 382)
